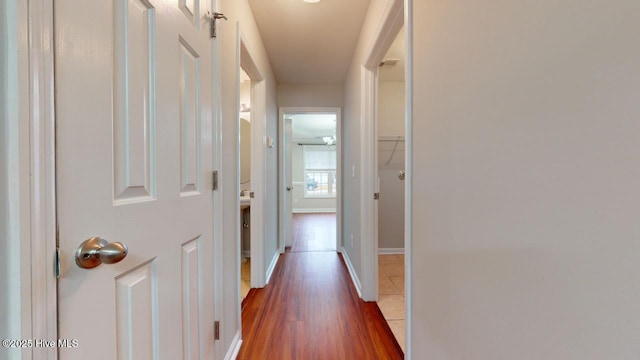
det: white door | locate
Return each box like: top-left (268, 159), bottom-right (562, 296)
top-left (55, 0), bottom-right (216, 358)
top-left (283, 118), bottom-right (294, 247)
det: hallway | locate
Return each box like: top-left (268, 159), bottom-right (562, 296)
top-left (238, 214), bottom-right (403, 359)
top-left (290, 213), bottom-right (337, 252)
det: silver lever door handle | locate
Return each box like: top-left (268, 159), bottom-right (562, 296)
top-left (75, 237), bottom-right (128, 269)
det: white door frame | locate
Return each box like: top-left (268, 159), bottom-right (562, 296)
top-left (210, 1), bottom-right (224, 359)
top-left (4, 0), bottom-right (58, 358)
top-left (361, 0), bottom-right (413, 357)
top-left (278, 113), bottom-right (293, 250)
top-left (237, 27), bottom-right (267, 288)
top-left (278, 107), bottom-right (343, 254)
top-left (360, 0), bottom-right (404, 302)
top-left (7, 0), bottom-right (225, 358)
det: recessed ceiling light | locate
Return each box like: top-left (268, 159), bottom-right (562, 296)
top-left (303, 0), bottom-right (320, 3)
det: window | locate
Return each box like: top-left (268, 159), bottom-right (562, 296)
top-left (303, 145), bottom-right (336, 198)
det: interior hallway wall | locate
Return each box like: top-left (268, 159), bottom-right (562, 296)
top-left (278, 84), bottom-right (344, 108)
top-left (377, 82), bottom-right (404, 137)
top-left (219, 0), bottom-right (278, 354)
top-left (411, 0), bottom-right (640, 358)
top-left (377, 82), bottom-right (405, 251)
top-left (341, 0), bottom-right (390, 292)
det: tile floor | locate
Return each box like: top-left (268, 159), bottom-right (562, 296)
top-left (241, 258), bottom-right (251, 300)
top-left (378, 254), bottom-right (405, 352)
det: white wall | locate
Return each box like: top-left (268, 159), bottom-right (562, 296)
top-left (291, 143), bottom-right (336, 212)
top-left (377, 81), bottom-right (404, 137)
top-left (411, 0), bottom-right (640, 358)
top-left (240, 118), bottom-right (251, 188)
top-left (219, 0), bottom-right (278, 354)
top-left (378, 81), bottom-right (405, 250)
top-left (278, 84), bottom-right (343, 108)
top-left (342, 0), bottom-right (390, 292)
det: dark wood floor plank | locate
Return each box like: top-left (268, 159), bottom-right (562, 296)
top-left (290, 213), bottom-right (337, 252)
top-left (238, 249), bottom-right (403, 359)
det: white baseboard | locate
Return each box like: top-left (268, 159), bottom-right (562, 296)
top-left (341, 247), bottom-right (362, 298)
top-left (224, 330), bottom-right (242, 360)
top-left (378, 248), bottom-right (405, 255)
top-left (292, 208), bottom-right (336, 214)
top-left (265, 250), bottom-right (280, 285)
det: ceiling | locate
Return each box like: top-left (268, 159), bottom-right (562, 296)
top-left (247, 0), bottom-right (371, 84)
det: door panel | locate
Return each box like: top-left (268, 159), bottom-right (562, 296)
top-left (113, 0), bottom-right (156, 203)
top-left (55, 0), bottom-right (215, 358)
top-left (284, 118), bottom-right (293, 247)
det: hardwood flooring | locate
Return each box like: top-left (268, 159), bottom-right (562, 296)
top-left (238, 214), bottom-right (403, 359)
top-left (290, 213), bottom-right (336, 252)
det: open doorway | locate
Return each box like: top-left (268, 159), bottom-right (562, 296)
top-left (239, 67), bottom-right (252, 300)
top-left (279, 108), bottom-right (342, 254)
top-left (375, 26), bottom-right (406, 352)
top-left (357, 0), bottom-right (407, 351)
top-left (237, 34), bottom-right (267, 302)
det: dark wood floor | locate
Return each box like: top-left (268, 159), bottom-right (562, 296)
top-left (238, 214), bottom-right (403, 360)
top-left (290, 213), bottom-right (336, 252)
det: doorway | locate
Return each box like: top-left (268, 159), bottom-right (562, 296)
top-left (279, 108), bottom-right (342, 254)
top-left (237, 35), bottom-right (267, 299)
top-left (376, 26), bottom-right (406, 351)
top-left (239, 66), bottom-right (252, 300)
top-left (359, 0), bottom-right (408, 353)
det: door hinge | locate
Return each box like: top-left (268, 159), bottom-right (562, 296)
top-left (212, 171), bottom-right (219, 191)
top-left (214, 321), bottom-right (220, 340)
top-left (55, 247), bottom-right (61, 279)
top-left (374, 192), bottom-right (380, 200)
top-left (207, 12), bottom-right (227, 39)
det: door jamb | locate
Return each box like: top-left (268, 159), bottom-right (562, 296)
top-left (211, 0), bottom-right (223, 358)
top-left (10, 0), bottom-right (58, 357)
top-left (360, 0), bottom-right (404, 302)
top-left (278, 107), bottom-right (343, 254)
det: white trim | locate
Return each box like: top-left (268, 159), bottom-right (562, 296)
top-left (7, 0), bottom-right (60, 358)
top-left (404, 0), bottom-right (414, 357)
top-left (378, 248), bottom-right (405, 255)
top-left (29, 0), bottom-right (58, 358)
top-left (301, 195), bottom-right (337, 200)
top-left (264, 250), bottom-right (280, 284)
top-left (237, 26), bottom-right (267, 289)
top-left (360, 0), bottom-right (405, 304)
top-left (223, 330), bottom-right (243, 360)
top-left (278, 107), bottom-right (343, 254)
top-left (292, 208), bottom-right (336, 214)
top-left (277, 109), bottom-right (289, 252)
top-left (340, 247), bottom-right (362, 298)
top-left (4, 0), bottom-right (31, 357)
top-left (210, 1), bottom-right (224, 359)
top-left (360, 66), bottom-right (379, 302)
top-left (364, 0), bottom-right (405, 69)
